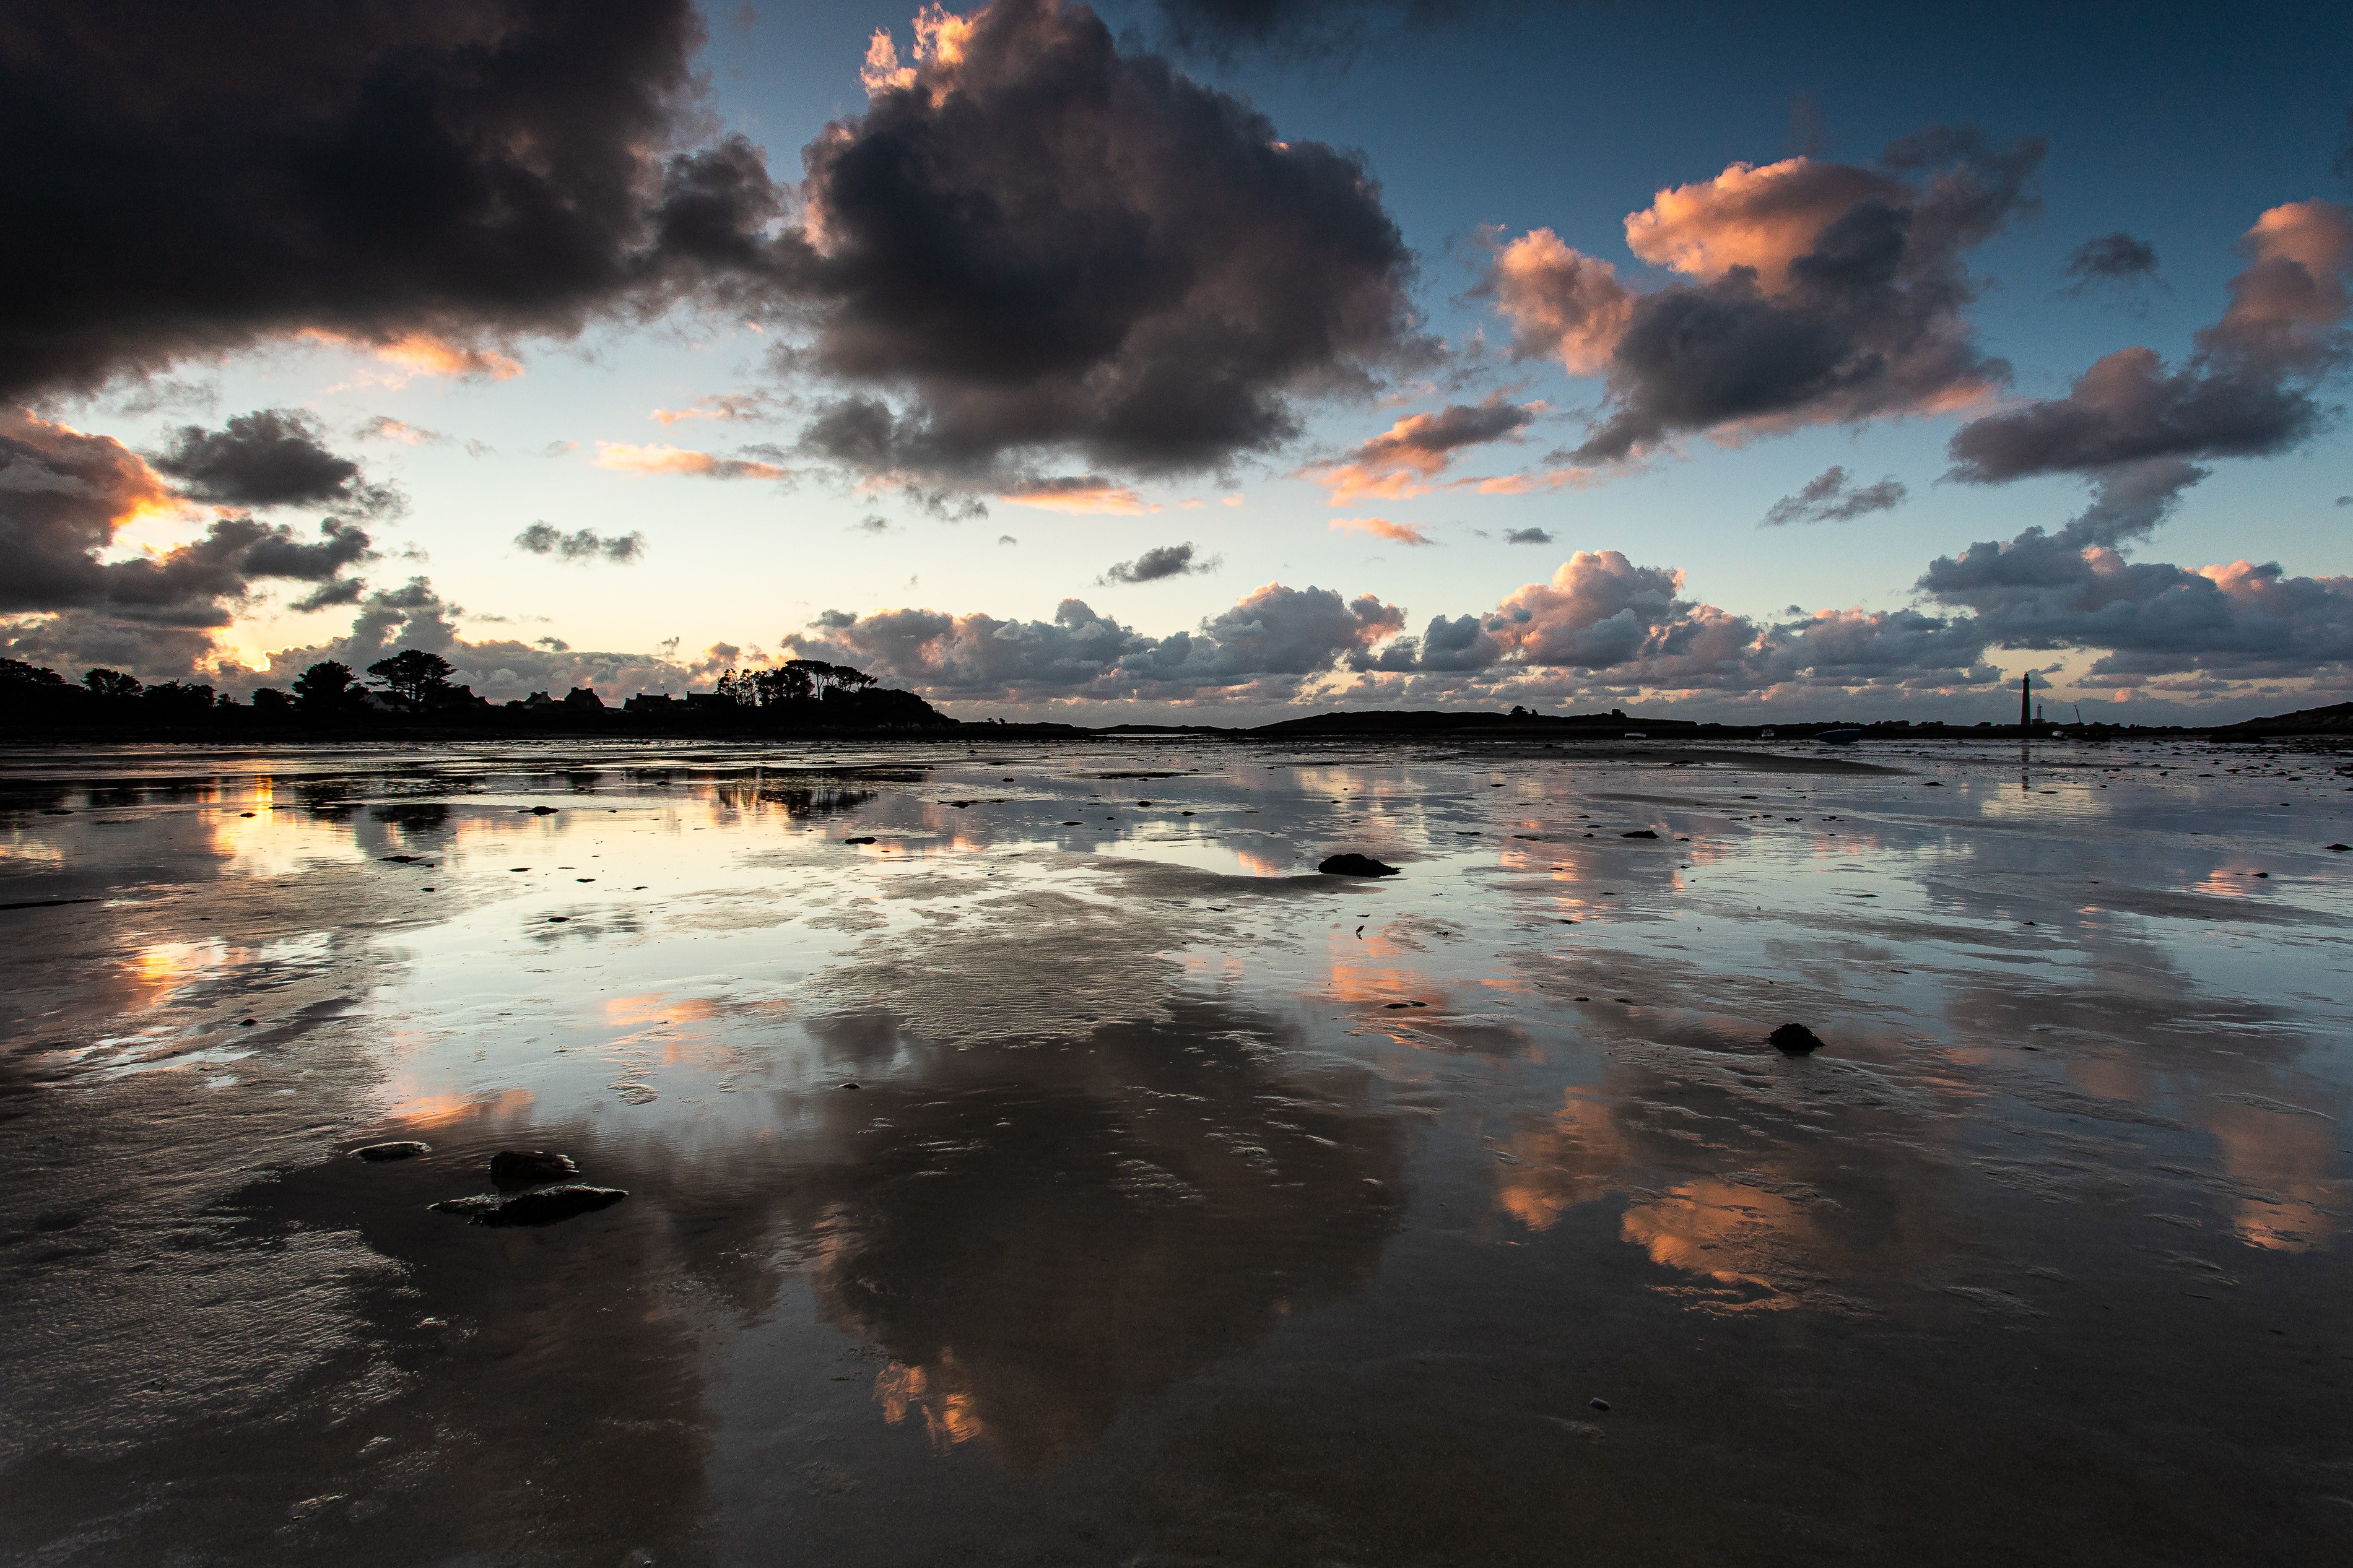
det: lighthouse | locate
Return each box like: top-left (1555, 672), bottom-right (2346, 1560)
top-left (2019, 671), bottom-right (2031, 729)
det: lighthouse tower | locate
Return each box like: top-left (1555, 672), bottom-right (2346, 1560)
top-left (2019, 672), bottom-right (2032, 729)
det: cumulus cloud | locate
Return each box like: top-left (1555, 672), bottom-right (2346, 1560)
top-left (1301, 394), bottom-right (1541, 502)
top-left (1349, 548), bottom-right (1999, 697)
top-left (1920, 532), bottom-right (2353, 686)
top-left (1331, 516), bottom-right (1437, 546)
top-left (2061, 232), bottom-right (2165, 295)
top-left (781, 581), bottom-right (1404, 703)
top-left (784, 0), bottom-right (1421, 483)
top-left (1503, 527), bottom-right (1554, 544)
top-left (1, 409), bottom-right (376, 670)
top-left (1100, 542), bottom-right (1219, 583)
top-left (1484, 129), bottom-right (2042, 466)
top-left (0, 0), bottom-right (790, 404)
top-left (238, 577), bottom-right (705, 701)
top-left (515, 522), bottom-right (646, 564)
top-left (1948, 199), bottom-right (2353, 540)
top-left (593, 443), bottom-right (788, 480)
top-left (1758, 465), bottom-right (1908, 527)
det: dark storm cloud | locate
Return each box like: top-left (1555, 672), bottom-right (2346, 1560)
top-left (152, 409), bottom-right (396, 514)
top-left (1503, 527), bottom-right (1553, 544)
top-left (1488, 129), bottom-right (2042, 466)
top-left (0, 0), bottom-right (786, 402)
top-left (784, 0), bottom-right (1422, 481)
top-left (1947, 200), bottom-right (2353, 544)
top-left (2061, 232), bottom-right (2164, 294)
top-left (1100, 542), bottom-right (1219, 584)
top-left (1759, 465), bottom-right (1908, 527)
top-left (515, 522), bottom-right (646, 563)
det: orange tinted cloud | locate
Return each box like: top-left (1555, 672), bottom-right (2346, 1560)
top-left (1330, 516), bottom-right (1436, 547)
top-left (1624, 157), bottom-right (1900, 289)
top-left (1301, 394), bottom-right (1542, 503)
top-left (593, 442), bottom-right (788, 479)
top-left (999, 482), bottom-right (1155, 514)
top-left (1486, 229), bottom-right (1635, 375)
top-left (303, 329), bottom-right (521, 381)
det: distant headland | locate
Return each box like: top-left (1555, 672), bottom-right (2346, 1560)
top-left (4, 651), bottom-right (2349, 743)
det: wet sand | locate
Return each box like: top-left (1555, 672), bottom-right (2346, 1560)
top-left (2, 737), bottom-right (2349, 1566)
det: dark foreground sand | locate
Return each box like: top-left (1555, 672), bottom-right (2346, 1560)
top-left (2, 737), bottom-right (2348, 1566)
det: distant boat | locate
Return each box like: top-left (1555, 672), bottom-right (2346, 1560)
top-left (1817, 727), bottom-right (1863, 745)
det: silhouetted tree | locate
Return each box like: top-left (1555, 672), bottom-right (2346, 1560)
top-left (368, 649), bottom-right (456, 709)
top-left (82, 668), bottom-right (142, 701)
top-left (142, 680), bottom-right (216, 716)
top-left (1, 658), bottom-right (63, 691)
top-left (293, 661), bottom-right (356, 713)
top-left (253, 687), bottom-right (294, 713)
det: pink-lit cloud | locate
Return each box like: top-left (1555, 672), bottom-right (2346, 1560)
top-left (1331, 516), bottom-right (1437, 547)
top-left (1302, 394), bottom-right (1541, 503)
top-left (593, 443), bottom-right (788, 480)
top-left (1482, 132), bottom-right (2038, 465)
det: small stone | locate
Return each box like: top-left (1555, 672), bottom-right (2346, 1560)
top-left (1769, 1023), bottom-right (1825, 1055)
top-left (474, 1184), bottom-right (627, 1228)
top-left (428, 1194), bottom-right (503, 1216)
top-left (1589, 1397), bottom-right (1611, 1412)
top-left (840, 1081), bottom-right (861, 1090)
top-left (1319, 853), bottom-right (1399, 877)
top-left (842, 836), bottom-right (877, 845)
top-left (489, 1149), bottom-right (579, 1187)
top-left (352, 1140), bottom-right (431, 1162)
top-left (1620, 829), bottom-right (1658, 839)
top-left (526, 805), bottom-right (559, 815)
top-left (2328, 843), bottom-right (2351, 852)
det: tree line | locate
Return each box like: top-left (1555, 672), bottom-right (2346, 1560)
top-left (0, 651), bottom-right (948, 734)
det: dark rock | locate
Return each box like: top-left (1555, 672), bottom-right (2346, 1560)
top-left (428, 1194), bottom-right (504, 1217)
top-left (352, 1140), bottom-right (431, 1162)
top-left (1589, 1397), bottom-right (1611, 1411)
top-left (474, 1184), bottom-right (628, 1228)
top-left (525, 805), bottom-right (559, 815)
top-left (1620, 829), bottom-right (1659, 839)
top-left (840, 1081), bottom-right (861, 1090)
top-left (1769, 1023), bottom-right (1825, 1055)
top-left (380, 854), bottom-right (425, 864)
top-left (489, 1149), bottom-right (578, 1187)
top-left (2329, 843), bottom-right (2351, 852)
top-left (1320, 853), bottom-right (1399, 877)
top-left (842, 836), bottom-right (877, 845)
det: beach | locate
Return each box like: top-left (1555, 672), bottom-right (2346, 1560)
top-left (2, 737), bottom-right (2348, 1566)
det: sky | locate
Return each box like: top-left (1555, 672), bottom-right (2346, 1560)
top-left (3, 0), bottom-right (2351, 723)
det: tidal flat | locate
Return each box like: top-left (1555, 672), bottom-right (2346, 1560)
top-left (2, 737), bottom-right (2349, 1566)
